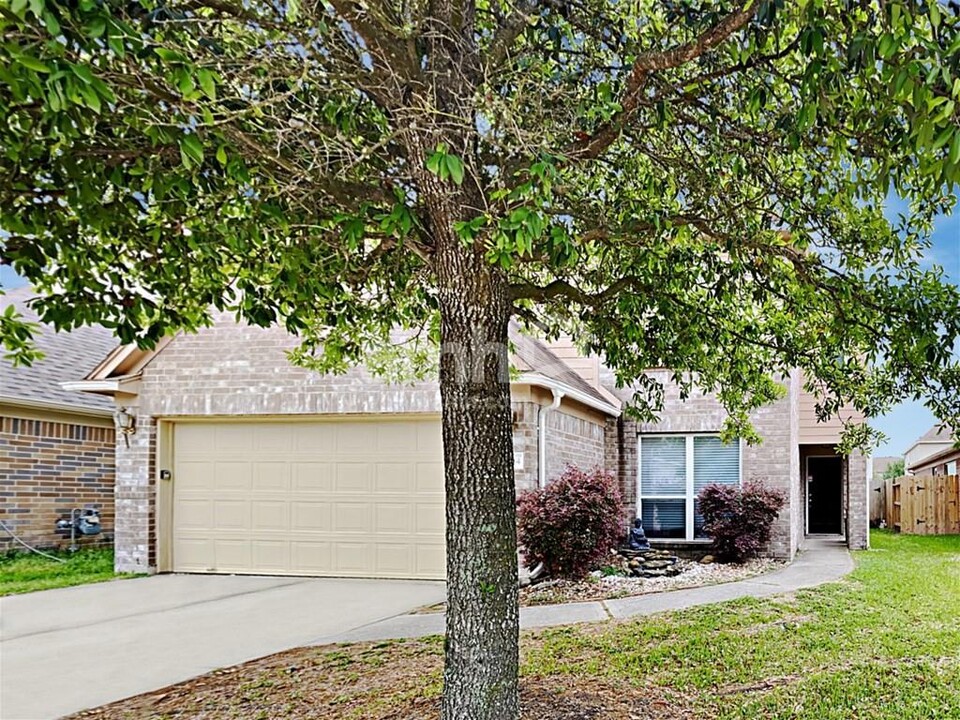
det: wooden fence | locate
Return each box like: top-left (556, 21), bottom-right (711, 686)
top-left (879, 475), bottom-right (960, 535)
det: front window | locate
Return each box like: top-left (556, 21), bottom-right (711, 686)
top-left (639, 435), bottom-right (741, 540)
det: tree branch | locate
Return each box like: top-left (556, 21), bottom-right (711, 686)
top-left (567, 2), bottom-right (760, 161)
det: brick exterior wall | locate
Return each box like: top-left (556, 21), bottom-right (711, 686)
top-left (0, 415), bottom-right (115, 550)
top-left (114, 318), bottom-right (611, 572)
top-left (602, 370), bottom-right (801, 560)
top-left (512, 401), bottom-right (539, 493)
top-left (544, 410), bottom-right (605, 481)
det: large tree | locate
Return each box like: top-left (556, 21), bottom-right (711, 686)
top-left (3, 1), bottom-right (960, 717)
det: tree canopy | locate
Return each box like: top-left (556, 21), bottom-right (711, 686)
top-left (3, 1), bottom-right (959, 441)
top-left (3, 1), bottom-right (960, 717)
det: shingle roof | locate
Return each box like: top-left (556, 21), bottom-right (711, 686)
top-left (508, 322), bottom-right (616, 411)
top-left (916, 424), bottom-right (953, 443)
top-left (0, 287), bottom-right (117, 413)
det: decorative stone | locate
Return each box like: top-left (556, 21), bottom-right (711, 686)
top-left (643, 560), bottom-right (671, 570)
top-left (642, 569), bottom-right (668, 578)
top-left (700, 555), bottom-right (715, 564)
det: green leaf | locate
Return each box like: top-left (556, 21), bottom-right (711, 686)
top-left (197, 69), bottom-right (216, 100)
top-left (445, 154), bottom-right (465, 185)
top-left (286, 0), bottom-right (300, 22)
top-left (179, 134), bottom-right (204, 167)
top-left (88, 17), bottom-right (106, 38)
top-left (426, 151), bottom-right (443, 176)
top-left (216, 144), bottom-right (228, 166)
top-left (15, 55), bottom-right (50, 73)
top-left (949, 132), bottom-right (960, 166)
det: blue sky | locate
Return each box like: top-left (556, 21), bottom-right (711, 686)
top-left (2, 197), bottom-right (958, 456)
top-left (871, 194), bottom-right (959, 456)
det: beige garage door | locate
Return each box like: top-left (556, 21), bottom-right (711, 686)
top-left (171, 418), bottom-right (445, 579)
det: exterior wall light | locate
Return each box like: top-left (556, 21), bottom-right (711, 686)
top-left (114, 407), bottom-right (137, 447)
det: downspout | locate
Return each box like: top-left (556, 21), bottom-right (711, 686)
top-left (537, 388), bottom-right (564, 488)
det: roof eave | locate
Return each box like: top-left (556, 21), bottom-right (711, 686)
top-left (61, 374), bottom-right (141, 398)
top-left (515, 372), bottom-right (621, 417)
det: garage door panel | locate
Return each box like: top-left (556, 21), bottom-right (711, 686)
top-left (213, 500), bottom-right (249, 530)
top-left (214, 462), bottom-right (252, 490)
top-left (172, 418), bottom-right (445, 579)
top-left (254, 424), bottom-right (294, 452)
top-left (174, 537), bottom-right (214, 571)
top-left (176, 499), bottom-right (214, 529)
top-left (214, 539), bottom-right (251, 570)
top-left (252, 540), bottom-right (289, 571)
top-left (375, 463), bottom-right (413, 493)
top-left (415, 462), bottom-right (444, 493)
top-left (291, 423), bottom-right (335, 452)
top-left (417, 545), bottom-right (446, 577)
top-left (376, 544), bottom-right (413, 575)
top-left (377, 422), bottom-right (419, 451)
top-left (292, 462), bottom-right (332, 492)
top-left (375, 503), bottom-right (413, 534)
top-left (176, 460), bottom-right (214, 489)
top-left (252, 501), bottom-right (289, 531)
top-left (335, 463), bottom-right (372, 492)
top-left (215, 424), bottom-right (254, 451)
top-left (291, 541), bottom-right (332, 572)
top-left (292, 502), bottom-right (331, 531)
top-left (415, 504), bottom-right (445, 535)
top-left (333, 542), bottom-right (372, 572)
top-left (332, 502), bottom-right (371, 533)
top-left (330, 422), bottom-right (380, 455)
top-left (252, 462), bottom-right (289, 491)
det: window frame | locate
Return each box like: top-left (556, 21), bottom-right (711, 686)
top-left (637, 433), bottom-right (743, 541)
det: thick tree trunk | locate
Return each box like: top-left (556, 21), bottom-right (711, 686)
top-left (436, 241), bottom-right (519, 720)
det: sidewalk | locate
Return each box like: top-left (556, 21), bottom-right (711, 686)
top-left (319, 537), bottom-right (853, 644)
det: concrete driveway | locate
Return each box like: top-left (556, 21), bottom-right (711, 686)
top-left (0, 574), bottom-right (445, 720)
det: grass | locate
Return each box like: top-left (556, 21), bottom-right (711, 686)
top-left (0, 546), bottom-right (132, 596)
top-left (71, 531), bottom-right (960, 719)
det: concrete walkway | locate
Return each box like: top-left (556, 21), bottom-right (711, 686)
top-left (327, 537), bottom-right (853, 643)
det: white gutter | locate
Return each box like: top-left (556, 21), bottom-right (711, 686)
top-left (515, 372), bottom-right (621, 417)
top-left (0, 395), bottom-right (113, 418)
top-left (537, 388), bottom-right (563, 488)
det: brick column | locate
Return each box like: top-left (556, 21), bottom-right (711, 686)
top-left (846, 451), bottom-right (869, 549)
top-left (114, 413), bottom-right (155, 573)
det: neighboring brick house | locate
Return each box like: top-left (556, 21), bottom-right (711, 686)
top-left (0, 287), bottom-right (117, 550)
top-left (904, 425), bottom-right (957, 475)
top-left (68, 316), bottom-right (869, 578)
top-left (905, 425), bottom-right (958, 476)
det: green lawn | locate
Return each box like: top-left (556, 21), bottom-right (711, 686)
top-left (524, 530), bottom-right (960, 718)
top-left (76, 531), bottom-right (960, 719)
top-left (0, 546), bottom-right (133, 596)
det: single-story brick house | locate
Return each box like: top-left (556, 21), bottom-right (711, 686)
top-left (0, 287), bottom-right (117, 550)
top-left (66, 314), bottom-right (869, 578)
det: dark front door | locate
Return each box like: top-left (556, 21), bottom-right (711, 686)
top-left (807, 456), bottom-right (843, 534)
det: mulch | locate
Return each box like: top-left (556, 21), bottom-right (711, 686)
top-left (66, 638), bottom-right (699, 720)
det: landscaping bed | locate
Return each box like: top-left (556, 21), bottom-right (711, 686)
top-left (0, 547), bottom-right (130, 596)
top-left (521, 555), bottom-right (782, 606)
top-left (66, 532), bottom-right (960, 719)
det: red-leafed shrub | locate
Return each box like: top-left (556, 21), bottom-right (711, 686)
top-left (698, 480), bottom-right (786, 563)
top-left (516, 465), bottom-right (624, 579)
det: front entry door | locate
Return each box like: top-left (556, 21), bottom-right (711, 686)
top-left (807, 456), bottom-right (843, 534)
